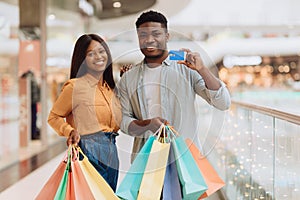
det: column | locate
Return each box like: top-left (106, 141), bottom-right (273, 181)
top-left (18, 0), bottom-right (47, 146)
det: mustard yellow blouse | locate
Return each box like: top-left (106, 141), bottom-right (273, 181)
top-left (48, 73), bottom-right (121, 137)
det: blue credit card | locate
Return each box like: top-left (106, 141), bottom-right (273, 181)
top-left (169, 50), bottom-right (185, 60)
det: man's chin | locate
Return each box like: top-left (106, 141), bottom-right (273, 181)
top-left (143, 50), bottom-right (165, 59)
top-left (145, 55), bottom-right (162, 59)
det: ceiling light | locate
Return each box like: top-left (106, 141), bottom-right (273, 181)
top-left (48, 14), bottom-right (56, 20)
top-left (79, 0), bottom-right (94, 16)
top-left (113, 2), bottom-right (122, 8)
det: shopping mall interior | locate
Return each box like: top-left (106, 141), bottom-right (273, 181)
top-left (0, 0), bottom-right (300, 199)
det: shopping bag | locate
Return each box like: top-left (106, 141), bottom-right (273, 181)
top-left (65, 168), bottom-right (75, 200)
top-left (71, 148), bottom-right (95, 200)
top-left (185, 139), bottom-right (225, 199)
top-left (116, 135), bottom-right (155, 200)
top-left (162, 144), bottom-right (182, 200)
top-left (77, 147), bottom-right (119, 200)
top-left (54, 147), bottom-right (72, 200)
top-left (35, 149), bottom-right (70, 200)
top-left (137, 137), bottom-right (170, 200)
top-left (171, 132), bottom-right (208, 200)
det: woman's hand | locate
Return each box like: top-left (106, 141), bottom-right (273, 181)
top-left (120, 64), bottom-right (133, 77)
top-left (67, 130), bottom-right (80, 146)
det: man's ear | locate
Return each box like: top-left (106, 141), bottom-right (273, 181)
top-left (166, 32), bottom-right (170, 42)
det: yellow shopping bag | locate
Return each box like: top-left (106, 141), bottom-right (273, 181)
top-left (76, 147), bottom-right (119, 200)
top-left (137, 134), bottom-right (170, 200)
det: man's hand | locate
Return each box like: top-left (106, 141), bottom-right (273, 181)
top-left (177, 48), bottom-right (221, 90)
top-left (177, 48), bottom-right (205, 72)
top-left (67, 130), bottom-right (80, 146)
top-left (128, 117), bottom-right (169, 136)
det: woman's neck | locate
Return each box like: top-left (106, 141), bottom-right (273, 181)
top-left (88, 72), bottom-right (103, 84)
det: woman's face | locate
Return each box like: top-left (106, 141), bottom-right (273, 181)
top-left (85, 40), bottom-right (108, 76)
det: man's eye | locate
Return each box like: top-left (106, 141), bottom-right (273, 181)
top-left (139, 33), bottom-right (147, 38)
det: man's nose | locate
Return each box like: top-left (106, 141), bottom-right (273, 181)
top-left (145, 35), bottom-right (155, 43)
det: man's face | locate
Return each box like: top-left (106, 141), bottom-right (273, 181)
top-left (137, 22), bottom-right (169, 60)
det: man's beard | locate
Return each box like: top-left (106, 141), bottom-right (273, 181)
top-left (144, 49), bottom-right (166, 60)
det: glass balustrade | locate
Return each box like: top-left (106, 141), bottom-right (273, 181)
top-left (196, 94), bottom-right (300, 200)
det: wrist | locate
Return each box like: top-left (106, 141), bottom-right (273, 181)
top-left (69, 130), bottom-right (76, 137)
top-left (196, 66), bottom-right (208, 74)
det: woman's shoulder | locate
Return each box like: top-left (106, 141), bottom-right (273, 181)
top-left (61, 78), bottom-right (79, 90)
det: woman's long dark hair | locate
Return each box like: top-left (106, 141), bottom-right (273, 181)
top-left (70, 34), bottom-right (115, 89)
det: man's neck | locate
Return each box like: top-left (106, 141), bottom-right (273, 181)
top-left (144, 52), bottom-right (168, 68)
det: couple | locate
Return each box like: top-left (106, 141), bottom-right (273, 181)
top-left (48, 10), bottom-right (231, 192)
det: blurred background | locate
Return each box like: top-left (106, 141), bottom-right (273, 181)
top-left (0, 0), bottom-right (300, 199)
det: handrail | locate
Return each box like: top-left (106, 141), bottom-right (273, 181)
top-left (231, 100), bottom-right (300, 125)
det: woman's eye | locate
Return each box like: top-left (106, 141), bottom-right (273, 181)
top-left (87, 52), bottom-right (94, 57)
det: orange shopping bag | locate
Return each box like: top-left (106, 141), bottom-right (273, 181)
top-left (70, 147), bottom-right (95, 200)
top-left (65, 168), bottom-right (75, 200)
top-left (185, 139), bottom-right (225, 199)
top-left (36, 147), bottom-right (71, 200)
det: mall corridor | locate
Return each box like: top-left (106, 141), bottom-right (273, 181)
top-left (1, 0), bottom-right (300, 199)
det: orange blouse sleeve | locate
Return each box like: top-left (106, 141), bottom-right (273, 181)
top-left (47, 80), bottom-right (75, 137)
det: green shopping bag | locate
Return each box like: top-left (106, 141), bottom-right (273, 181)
top-left (170, 128), bottom-right (208, 200)
top-left (116, 135), bottom-right (155, 200)
top-left (54, 146), bottom-right (72, 200)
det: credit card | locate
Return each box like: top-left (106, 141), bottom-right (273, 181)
top-left (169, 50), bottom-right (185, 60)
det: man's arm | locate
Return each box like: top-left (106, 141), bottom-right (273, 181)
top-left (178, 48), bottom-right (231, 110)
top-left (128, 117), bottom-right (167, 136)
top-left (116, 73), bottom-right (168, 136)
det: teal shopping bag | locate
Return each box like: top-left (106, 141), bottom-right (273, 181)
top-left (172, 136), bottom-right (208, 200)
top-left (116, 135), bottom-right (155, 200)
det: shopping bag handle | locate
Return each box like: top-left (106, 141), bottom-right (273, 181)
top-left (153, 123), bottom-right (164, 138)
top-left (166, 125), bottom-right (179, 137)
top-left (74, 146), bottom-right (89, 161)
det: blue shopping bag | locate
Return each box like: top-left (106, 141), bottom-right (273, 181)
top-left (162, 144), bottom-right (182, 200)
top-left (172, 136), bottom-right (208, 200)
top-left (116, 135), bottom-right (155, 200)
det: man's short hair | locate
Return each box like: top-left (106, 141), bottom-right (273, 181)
top-left (135, 10), bottom-right (168, 30)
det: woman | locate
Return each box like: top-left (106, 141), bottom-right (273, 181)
top-left (48, 34), bottom-right (121, 191)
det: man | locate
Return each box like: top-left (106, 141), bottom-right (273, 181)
top-left (117, 10), bottom-right (231, 161)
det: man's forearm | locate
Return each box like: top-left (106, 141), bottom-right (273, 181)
top-left (197, 67), bottom-right (221, 90)
top-left (128, 119), bottom-right (152, 136)
top-left (127, 117), bottom-right (166, 136)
